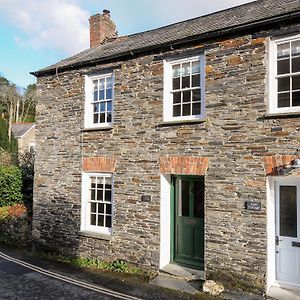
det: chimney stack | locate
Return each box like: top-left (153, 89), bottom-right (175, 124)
top-left (89, 9), bottom-right (117, 48)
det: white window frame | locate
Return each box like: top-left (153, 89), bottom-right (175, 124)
top-left (84, 73), bottom-right (114, 129)
top-left (81, 172), bottom-right (113, 235)
top-left (269, 34), bottom-right (300, 114)
top-left (163, 55), bottom-right (205, 123)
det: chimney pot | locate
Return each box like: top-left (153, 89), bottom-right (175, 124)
top-left (103, 9), bottom-right (110, 17)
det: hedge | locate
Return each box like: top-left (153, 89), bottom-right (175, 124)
top-left (0, 164), bottom-right (23, 206)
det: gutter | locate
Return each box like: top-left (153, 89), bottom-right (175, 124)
top-left (31, 10), bottom-right (300, 77)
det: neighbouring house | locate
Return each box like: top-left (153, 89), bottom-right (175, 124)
top-left (11, 123), bottom-right (35, 155)
top-left (31, 0), bottom-right (300, 296)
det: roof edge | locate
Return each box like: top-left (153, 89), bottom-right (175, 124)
top-left (31, 10), bottom-right (300, 77)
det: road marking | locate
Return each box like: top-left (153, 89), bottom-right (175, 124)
top-left (0, 251), bottom-right (142, 300)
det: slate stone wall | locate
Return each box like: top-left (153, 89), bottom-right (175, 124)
top-left (33, 23), bottom-right (300, 292)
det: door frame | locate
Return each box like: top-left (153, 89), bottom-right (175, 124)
top-left (267, 176), bottom-right (300, 291)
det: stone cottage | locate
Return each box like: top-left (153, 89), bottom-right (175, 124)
top-left (11, 122), bottom-right (35, 155)
top-left (32, 0), bottom-right (300, 296)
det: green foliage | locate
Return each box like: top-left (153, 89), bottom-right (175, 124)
top-left (0, 119), bottom-right (18, 156)
top-left (35, 251), bottom-right (146, 276)
top-left (0, 164), bottom-right (23, 206)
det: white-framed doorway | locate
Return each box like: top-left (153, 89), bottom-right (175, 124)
top-left (267, 176), bottom-right (300, 291)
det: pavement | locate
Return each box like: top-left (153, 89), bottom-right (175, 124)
top-left (0, 245), bottom-right (207, 300)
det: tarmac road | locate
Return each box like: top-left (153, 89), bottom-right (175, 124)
top-left (0, 250), bottom-right (141, 300)
top-left (0, 246), bottom-right (198, 300)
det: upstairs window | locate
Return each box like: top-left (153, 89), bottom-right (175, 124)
top-left (164, 56), bottom-right (205, 122)
top-left (269, 35), bottom-right (300, 114)
top-left (84, 73), bottom-right (113, 128)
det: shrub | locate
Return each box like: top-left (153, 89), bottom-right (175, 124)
top-left (0, 164), bottom-right (23, 206)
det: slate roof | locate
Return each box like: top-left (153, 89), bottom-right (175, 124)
top-left (11, 123), bottom-right (35, 138)
top-left (32, 0), bottom-right (300, 76)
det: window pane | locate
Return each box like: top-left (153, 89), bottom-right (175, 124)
top-left (192, 103), bottom-right (201, 115)
top-left (181, 180), bottom-right (190, 217)
top-left (107, 113), bottom-right (112, 123)
top-left (93, 103), bottom-right (100, 113)
top-left (93, 90), bottom-right (98, 101)
top-left (105, 216), bottom-right (112, 228)
top-left (280, 186), bottom-right (297, 237)
top-left (277, 43), bottom-right (290, 59)
top-left (91, 189), bottom-right (95, 200)
top-left (93, 114), bottom-right (99, 124)
top-left (278, 92), bottom-right (290, 107)
top-left (91, 202), bottom-right (96, 213)
top-left (278, 77), bottom-right (290, 92)
top-left (106, 76), bottom-right (112, 89)
top-left (99, 90), bottom-right (105, 100)
top-left (100, 113), bottom-right (105, 123)
top-left (98, 215), bottom-right (104, 227)
top-left (192, 89), bottom-right (201, 102)
top-left (194, 180), bottom-right (204, 218)
top-left (105, 190), bottom-right (112, 201)
top-left (91, 179), bottom-right (96, 189)
top-left (182, 76), bottom-right (190, 89)
top-left (173, 105), bottom-right (181, 117)
top-left (93, 80), bottom-right (98, 90)
top-left (183, 104), bottom-right (191, 116)
top-left (292, 76), bottom-right (300, 90)
top-left (91, 214), bottom-right (96, 226)
top-left (192, 61), bottom-right (200, 74)
top-left (173, 78), bottom-right (180, 90)
top-left (181, 63), bottom-right (190, 76)
top-left (107, 101), bottom-right (112, 111)
top-left (192, 74), bottom-right (200, 87)
top-left (99, 78), bottom-right (105, 90)
top-left (292, 91), bottom-right (300, 106)
top-left (106, 88), bottom-right (112, 99)
top-left (172, 64), bottom-right (180, 78)
top-left (100, 102), bottom-right (105, 112)
top-left (106, 204), bottom-right (112, 215)
top-left (105, 177), bottom-right (111, 187)
top-left (278, 59), bottom-right (290, 75)
top-left (98, 203), bottom-right (104, 213)
top-left (292, 57), bottom-right (300, 73)
top-left (183, 90), bottom-right (191, 103)
top-left (173, 92), bottom-right (181, 104)
top-left (97, 190), bottom-right (103, 201)
top-left (292, 40), bottom-right (300, 57)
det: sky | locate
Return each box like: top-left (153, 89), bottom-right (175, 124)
top-left (0, 0), bottom-right (254, 89)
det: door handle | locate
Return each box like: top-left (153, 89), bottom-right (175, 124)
top-left (292, 242), bottom-right (300, 247)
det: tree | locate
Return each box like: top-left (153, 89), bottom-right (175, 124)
top-left (0, 76), bottom-right (37, 141)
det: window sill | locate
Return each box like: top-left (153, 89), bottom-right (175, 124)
top-left (79, 230), bottom-right (112, 241)
top-left (264, 112), bottom-right (300, 119)
top-left (158, 118), bottom-right (206, 127)
top-left (81, 126), bottom-right (112, 132)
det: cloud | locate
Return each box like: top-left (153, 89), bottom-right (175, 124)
top-left (0, 0), bottom-right (89, 55)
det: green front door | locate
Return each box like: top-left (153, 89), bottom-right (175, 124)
top-left (172, 176), bottom-right (204, 269)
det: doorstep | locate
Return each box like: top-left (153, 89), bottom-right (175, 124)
top-left (161, 263), bottom-right (205, 281)
top-left (150, 263), bottom-right (205, 295)
top-left (267, 285), bottom-right (300, 300)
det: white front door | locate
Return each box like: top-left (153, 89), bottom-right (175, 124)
top-left (276, 180), bottom-right (300, 287)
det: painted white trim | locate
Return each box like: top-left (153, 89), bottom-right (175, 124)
top-left (160, 174), bottom-right (171, 269)
top-left (267, 176), bottom-right (276, 292)
top-left (268, 34), bottom-right (300, 115)
top-left (84, 73), bottom-right (114, 129)
top-left (80, 172), bottom-right (113, 236)
top-left (163, 55), bottom-right (206, 123)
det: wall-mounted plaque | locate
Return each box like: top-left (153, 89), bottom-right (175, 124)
top-left (244, 201), bottom-right (261, 211)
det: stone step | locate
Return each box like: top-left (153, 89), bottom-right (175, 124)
top-left (161, 263), bottom-right (205, 281)
top-left (150, 274), bottom-right (201, 295)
